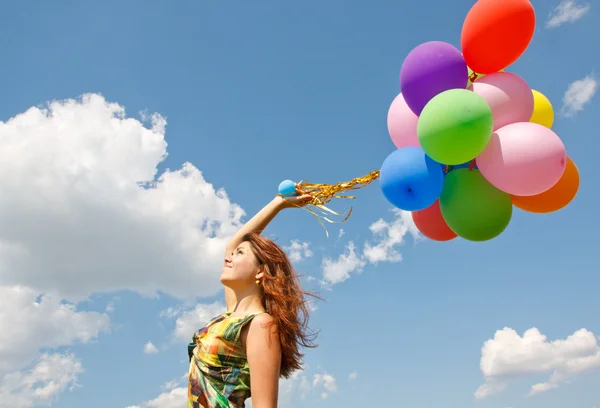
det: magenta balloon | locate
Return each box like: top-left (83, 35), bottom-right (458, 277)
top-left (477, 122), bottom-right (567, 196)
top-left (400, 41), bottom-right (468, 115)
top-left (469, 72), bottom-right (534, 131)
top-left (387, 93), bottom-right (420, 149)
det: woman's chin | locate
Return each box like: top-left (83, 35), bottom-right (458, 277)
top-left (220, 271), bottom-right (237, 286)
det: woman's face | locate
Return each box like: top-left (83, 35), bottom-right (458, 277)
top-left (220, 241), bottom-right (262, 286)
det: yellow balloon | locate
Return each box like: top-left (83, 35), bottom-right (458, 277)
top-left (529, 90), bottom-right (554, 128)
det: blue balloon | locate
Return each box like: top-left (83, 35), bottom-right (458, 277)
top-left (379, 147), bottom-right (444, 211)
top-left (278, 179), bottom-right (297, 196)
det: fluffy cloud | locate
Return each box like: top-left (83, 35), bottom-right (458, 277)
top-left (144, 342), bottom-right (159, 354)
top-left (284, 240), bottom-right (313, 263)
top-left (143, 386), bottom-right (187, 408)
top-left (0, 353), bottom-right (83, 408)
top-left (321, 209), bottom-right (419, 286)
top-left (276, 369), bottom-right (310, 408)
top-left (0, 93), bottom-right (249, 405)
top-left (561, 74), bottom-right (598, 117)
top-left (0, 285), bottom-right (109, 375)
top-left (547, 0), bottom-right (590, 28)
top-left (0, 93), bottom-right (245, 302)
top-left (363, 209), bottom-right (420, 264)
top-left (321, 241), bottom-right (366, 286)
top-left (312, 372), bottom-right (337, 399)
top-left (475, 327), bottom-right (600, 399)
top-left (169, 301), bottom-right (226, 342)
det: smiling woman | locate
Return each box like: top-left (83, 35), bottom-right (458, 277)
top-left (187, 191), bottom-right (320, 408)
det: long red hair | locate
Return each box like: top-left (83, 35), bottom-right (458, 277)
top-left (242, 233), bottom-right (320, 378)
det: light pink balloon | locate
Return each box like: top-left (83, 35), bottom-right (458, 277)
top-left (387, 93), bottom-right (419, 149)
top-left (477, 122), bottom-right (567, 196)
top-left (469, 72), bottom-right (534, 131)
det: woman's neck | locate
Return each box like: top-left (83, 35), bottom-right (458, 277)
top-left (229, 290), bottom-right (264, 316)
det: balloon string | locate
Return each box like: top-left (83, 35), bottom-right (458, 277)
top-left (280, 170), bottom-right (381, 237)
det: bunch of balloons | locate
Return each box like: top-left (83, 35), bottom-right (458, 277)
top-left (380, 0), bottom-right (580, 242)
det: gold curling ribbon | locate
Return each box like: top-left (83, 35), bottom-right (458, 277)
top-left (279, 170), bottom-right (381, 237)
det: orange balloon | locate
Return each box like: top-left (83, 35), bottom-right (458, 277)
top-left (511, 157), bottom-right (580, 213)
top-left (461, 0), bottom-right (536, 74)
top-left (412, 200), bottom-right (457, 241)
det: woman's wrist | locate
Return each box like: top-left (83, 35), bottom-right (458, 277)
top-left (272, 195), bottom-right (287, 210)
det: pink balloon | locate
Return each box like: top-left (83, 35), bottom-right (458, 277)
top-left (387, 93), bottom-right (419, 149)
top-left (477, 122), bottom-right (567, 196)
top-left (469, 72), bottom-right (534, 131)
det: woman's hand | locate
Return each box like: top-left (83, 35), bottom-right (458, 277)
top-left (275, 192), bottom-right (313, 210)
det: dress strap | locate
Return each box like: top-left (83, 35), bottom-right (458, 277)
top-left (233, 311), bottom-right (269, 342)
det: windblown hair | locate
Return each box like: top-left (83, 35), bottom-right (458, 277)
top-left (241, 232), bottom-right (320, 378)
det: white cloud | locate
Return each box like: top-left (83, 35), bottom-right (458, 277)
top-left (0, 93), bottom-right (248, 405)
top-left (277, 368), bottom-right (309, 408)
top-left (284, 240), bottom-right (313, 263)
top-left (547, 0), bottom-right (590, 28)
top-left (313, 373), bottom-right (337, 392)
top-left (0, 93), bottom-right (245, 302)
top-left (321, 241), bottom-right (366, 286)
top-left (349, 371), bottom-right (357, 381)
top-left (171, 301), bottom-right (226, 342)
top-left (475, 327), bottom-right (600, 399)
top-left (0, 353), bottom-right (83, 408)
top-left (278, 368), bottom-right (336, 405)
top-left (321, 209), bottom-right (419, 287)
top-left (312, 373), bottom-right (337, 399)
top-left (561, 74), bottom-right (598, 117)
top-left (144, 342), bottom-right (159, 354)
top-left (143, 386), bottom-right (187, 408)
top-left (127, 376), bottom-right (189, 408)
top-left (363, 208), bottom-right (420, 264)
top-left (0, 285), bottom-right (110, 375)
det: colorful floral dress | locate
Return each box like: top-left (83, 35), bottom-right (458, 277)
top-left (187, 311), bottom-right (266, 408)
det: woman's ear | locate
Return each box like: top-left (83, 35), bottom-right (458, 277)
top-left (255, 265), bottom-right (269, 280)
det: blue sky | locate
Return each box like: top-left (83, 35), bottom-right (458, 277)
top-left (0, 0), bottom-right (598, 407)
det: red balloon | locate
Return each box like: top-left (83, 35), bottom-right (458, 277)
top-left (461, 0), bottom-right (536, 74)
top-left (412, 200), bottom-right (457, 241)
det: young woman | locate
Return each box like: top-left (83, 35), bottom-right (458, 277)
top-left (187, 192), bottom-right (319, 408)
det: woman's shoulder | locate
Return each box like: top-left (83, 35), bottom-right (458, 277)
top-left (247, 311), bottom-right (273, 326)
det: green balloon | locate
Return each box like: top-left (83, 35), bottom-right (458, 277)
top-left (440, 169), bottom-right (512, 242)
top-left (417, 89), bottom-right (493, 165)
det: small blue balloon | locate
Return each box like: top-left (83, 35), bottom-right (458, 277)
top-left (379, 146), bottom-right (444, 211)
top-left (278, 179), bottom-right (297, 196)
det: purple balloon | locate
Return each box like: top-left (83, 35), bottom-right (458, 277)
top-left (400, 41), bottom-right (468, 116)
